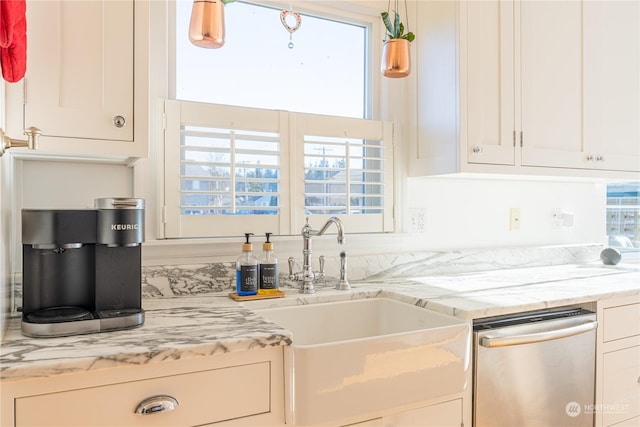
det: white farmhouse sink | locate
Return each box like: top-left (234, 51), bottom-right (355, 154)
top-left (253, 297), bottom-right (470, 426)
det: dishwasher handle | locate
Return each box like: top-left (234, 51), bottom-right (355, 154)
top-left (479, 318), bottom-right (597, 348)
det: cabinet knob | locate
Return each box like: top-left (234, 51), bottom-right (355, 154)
top-left (596, 155), bottom-right (605, 162)
top-left (134, 395), bottom-right (179, 415)
top-left (586, 154), bottom-right (594, 161)
top-left (113, 115), bottom-right (127, 128)
top-left (472, 146), bottom-right (483, 154)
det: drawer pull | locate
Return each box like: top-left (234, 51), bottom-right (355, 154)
top-left (135, 395), bottom-right (179, 415)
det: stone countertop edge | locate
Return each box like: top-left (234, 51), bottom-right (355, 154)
top-left (2, 263), bottom-right (639, 382)
top-left (0, 300), bottom-right (293, 382)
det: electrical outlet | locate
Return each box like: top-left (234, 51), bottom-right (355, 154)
top-left (552, 208), bottom-right (575, 228)
top-left (409, 208), bottom-right (426, 233)
top-left (509, 208), bottom-right (521, 231)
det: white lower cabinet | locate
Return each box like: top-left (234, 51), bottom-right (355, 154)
top-left (2, 347), bottom-right (284, 427)
top-left (17, 363), bottom-right (268, 426)
top-left (345, 399), bottom-right (462, 427)
top-left (602, 347), bottom-right (640, 427)
top-left (596, 297), bottom-right (640, 427)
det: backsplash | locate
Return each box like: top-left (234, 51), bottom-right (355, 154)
top-left (140, 244), bottom-right (602, 298)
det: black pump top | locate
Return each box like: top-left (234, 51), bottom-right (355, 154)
top-left (263, 232), bottom-right (275, 251)
top-left (242, 233), bottom-right (254, 251)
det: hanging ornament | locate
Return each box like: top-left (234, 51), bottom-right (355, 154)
top-left (280, 7), bottom-right (302, 49)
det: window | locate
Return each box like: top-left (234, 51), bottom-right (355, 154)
top-left (174, 0), bottom-right (370, 118)
top-left (164, 1), bottom-right (391, 238)
top-left (304, 136), bottom-right (385, 215)
top-left (606, 182), bottom-right (640, 250)
top-left (181, 126), bottom-right (281, 216)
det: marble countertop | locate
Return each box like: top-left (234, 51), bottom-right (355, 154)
top-left (2, 262), bottom-right (639, 382)
top-left (0, 298), bottom-right (293, 382)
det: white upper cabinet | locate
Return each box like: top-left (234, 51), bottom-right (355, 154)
top-left (26, 0), bottom-right (133, 141)
top-left (583, 0), bottom-right (640, 172)
top-left (519, 0), bottom-right (584, 169)
top-left (521, 0), bottom-right (640, 172)
top-left (6, 0), bottom-right (148, 160)
top-left (412, 0), bottom-right (640, 178)
top-left (465, 0), bottom-right (515, 166)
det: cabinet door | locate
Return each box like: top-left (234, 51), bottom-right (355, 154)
top-left (602, 346), bottom-right (640, 426)
top-left (24, 0), bottom-right (134, 142)
top-left (465, 0), bottom-right (515, 166)
top-left (519, 0), bottom-right (585, 169)
top-left (583, 1), bottom-right (640, 172)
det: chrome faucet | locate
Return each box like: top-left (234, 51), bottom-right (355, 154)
top-left (288, 216), bottom-right (345, 294)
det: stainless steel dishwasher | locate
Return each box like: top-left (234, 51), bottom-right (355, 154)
top-left (473, 307), bottom-right (597, 427)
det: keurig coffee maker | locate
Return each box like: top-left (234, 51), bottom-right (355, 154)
top-left (21, 198), bottom-right (145, 337)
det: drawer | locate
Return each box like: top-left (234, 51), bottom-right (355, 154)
top-left (15, 361), bottom-right (270, 427)
top-left (602, 346), bottom-right (640, 426)
top-left (603, 303), bottom-right (640, 342)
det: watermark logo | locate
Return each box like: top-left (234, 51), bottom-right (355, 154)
top-left (566, 401), bottom-right (630, 417)
top-left (584, 403), bottom-right (630, 415)
top-left (565, 401), bottom-right (582, 417)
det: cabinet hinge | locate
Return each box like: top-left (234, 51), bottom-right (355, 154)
top-left (162, 112), bottom-right (167, 131)
top-left (23, 78), bottom-right (27, 105)
top-left (520, 131), bottom-right (523, 148)
top-left (512, 130), bottom-right (516, 147)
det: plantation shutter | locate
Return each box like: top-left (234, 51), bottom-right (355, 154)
top-left (163, 100), bottom-right (289, 238)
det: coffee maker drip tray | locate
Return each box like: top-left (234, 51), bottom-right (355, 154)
top-left (25, 306), bottom-right (95, 324)
top-left (22, 307), bottom-right (144, 338)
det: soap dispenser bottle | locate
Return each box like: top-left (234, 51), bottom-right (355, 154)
top-left (236, 233), bottom-right (258, 296)
top-left (259, 232), bottom-right (279, 295)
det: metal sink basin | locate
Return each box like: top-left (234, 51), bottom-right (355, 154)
top-left (253, 297), bottom-right (470, 426)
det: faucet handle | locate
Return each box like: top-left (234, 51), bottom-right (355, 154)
top-left (336, 251), bottom-right (351, 290)
top-left (314, 255), bottom-right (326, 283)
top-left (288, 257), bottom-right (298, 281)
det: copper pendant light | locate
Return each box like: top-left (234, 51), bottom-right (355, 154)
top-left (189, 0), bottom-right (225, 48)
